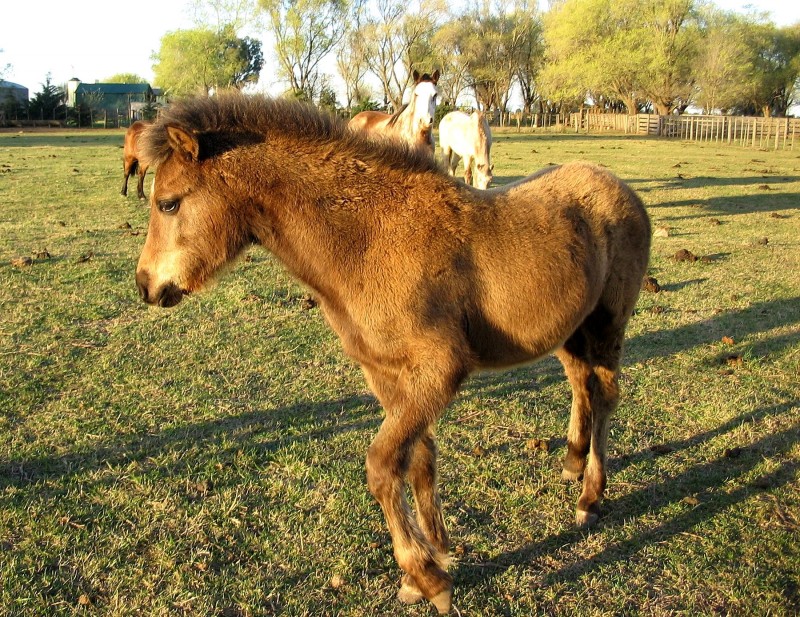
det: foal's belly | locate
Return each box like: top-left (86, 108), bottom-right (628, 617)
top-left (465, 312), bottom-right (568, 369)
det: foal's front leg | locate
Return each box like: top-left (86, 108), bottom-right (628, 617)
top-left (397, 429), bottom-right (450, 606)
top-left (363, 359), bottom-right (464, 614)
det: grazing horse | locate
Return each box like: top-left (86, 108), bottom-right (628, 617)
top-left (135, 93), bottom-right (651, 614)
top-left (439, 110), bottom-right (494, 189)
top-left (121, 120), bottom-right (150, 200)
top-left (348, 70), bottom-right (439, 154)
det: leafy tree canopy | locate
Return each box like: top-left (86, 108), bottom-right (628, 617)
top-left (152, 26), bottom-right (263, 96)
top-left (104, 73), bottom-right (149, 84)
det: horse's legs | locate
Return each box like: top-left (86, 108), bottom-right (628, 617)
top-left (392, 428), bottom-right (450, 607)
top-left (363, 352), bottom-right (466, 614)
top-left (555, 335), bottom-right (593, 482)
top-left (557, 306), bottom-right (625, 526)
top-left (463, 155), bottom-right (474, 186)
top-left (136, 164), bottom-right (147, 200)
top-left (442, 147), bottom-right (457, 176)
top-left (408, 429), bottom-right (448, 553)
top-left (121, 161), bottom-right (132, 196)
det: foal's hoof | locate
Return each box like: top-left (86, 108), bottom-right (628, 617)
top-left (430, 588), bottom-right (453, 614)
top-left (397, 574), bottom-right (452, 614)
top-left (562, 468), bottom-right (583, 482)
top-left (575, 509), bottom-right (599, 528)
top-left (397, 575), bottom-right (424, 605)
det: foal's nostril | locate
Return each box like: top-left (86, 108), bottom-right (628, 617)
top-left (135, 270), bottom-right (150, 303)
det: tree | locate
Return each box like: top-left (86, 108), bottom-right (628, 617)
top-left (360, 0), bottom-right (406, 108)
top-left (233, 36), bottom-right (265, 88)
top-left (28, 75), bottom-right (65, 120)
top-left (81, 90), bottom-right (105, 126)
top-left (0, 49), bottom-right (10, 81)
top-left (431, 17), bottom-right (471, 106)
top-left (152, 26), bottom-right (263, 96)
top-left (336, 23), bottom-right (372, 113)
top-left (739, 22), bottom-right (800, 117)
top-left (542, 0), bottom-right (699, 115)
top-left (359, 0), bottom-right (444, 109)
top-left (514, 8), bottom-right (546, 115)
top-left (259, 0), bottom-right (350, 101)
top-left (190, 0), bottom-right (260, 32)
top-left (638, 0), bottom-right (699, 115)
top-left (104, 73), bottom-right (149, 84)
top-left (442, 6), bottom-right (533, 116)
top-left (317, 81), bottom-right (339, 112)
top-left (692, 9), bottom-right (753, 113)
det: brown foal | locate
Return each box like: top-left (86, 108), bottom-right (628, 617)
top-left (134, 92), bottom-right (651, 613)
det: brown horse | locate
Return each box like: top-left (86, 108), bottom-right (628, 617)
top-left (135, 93), bottom-right (651, 614)
top-left (348, 70), bottom-right (439, 154)
top-left (121, 120), bottom-right (150, 199)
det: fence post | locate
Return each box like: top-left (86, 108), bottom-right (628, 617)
top-left (774, 120), bottom-right (778, 150)
top-left (784, 118), bottom-right (789, 150)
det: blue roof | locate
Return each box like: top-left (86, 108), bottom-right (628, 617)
top-left (75, 83), bottom-right (152, 95)
top-left (0, 80), bottom-right (28, 90)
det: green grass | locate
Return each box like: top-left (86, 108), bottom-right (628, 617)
top-left (1, 126), bottom-right (798, 616)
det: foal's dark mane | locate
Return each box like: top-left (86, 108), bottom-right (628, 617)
top-left (141, 92), bottom-right (441, 175)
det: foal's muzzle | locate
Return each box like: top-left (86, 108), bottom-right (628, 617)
top-left (136, 270), bottom-right (185, 308)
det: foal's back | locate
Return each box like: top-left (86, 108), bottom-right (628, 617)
top-left (460, 162), bottom-right (650, 366)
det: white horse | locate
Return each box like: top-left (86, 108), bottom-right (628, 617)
top-left (438, 110), bottom-right (494, 189)
top-left (348, 70), bottom-right (440, 155)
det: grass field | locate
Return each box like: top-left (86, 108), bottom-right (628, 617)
top-left (1, 125), bottom-right (798, 616)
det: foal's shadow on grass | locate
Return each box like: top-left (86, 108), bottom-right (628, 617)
top-left (0, 394), bottom-right (382, 490)
top-left (636, 178), bottom-right (800, 218)
top-left (656, 277), bottom-right (708, 292)
top-left (452, 399), bottom-right (799, 590)
top-left (627, 296), bottom-right (800, 363)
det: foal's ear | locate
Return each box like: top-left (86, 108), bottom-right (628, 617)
top-left (412, 69), bottom-right (421, 84)
top-left (166, 125), bottom-right (200, 162)
top-left (431, 69), bottom-right (440, 85)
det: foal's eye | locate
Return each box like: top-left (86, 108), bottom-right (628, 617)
top-left (157, 199), bottom-right (180, 214)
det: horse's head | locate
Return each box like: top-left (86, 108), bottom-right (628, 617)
top-left (474, 161), bottom-right (494, 190)
top-left (135, 125), bottom-right (251, 308)
top-left (472, 111), bottom-right (494, 190)
top-left (410, 69), bottom-right (440, 133)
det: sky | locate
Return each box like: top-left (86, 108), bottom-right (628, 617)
top-left (1, 0), bottom-right (800, 97)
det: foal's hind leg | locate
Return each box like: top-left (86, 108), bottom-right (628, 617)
top-left (557, 309), bottom-right (625, 526)
top-left (556, 337), bottom-right (593, 483)
top-left (136, 164), bottom-right (148, 200)
top-left (578, 322), bottom-right (624, 527)
top-left (409, 429), bottom-right (449, 554)
top-left (121, 164), bottom-right (132, 196)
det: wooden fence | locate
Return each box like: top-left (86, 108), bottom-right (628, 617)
top-left (561, 111), bottom-right (799, 150)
